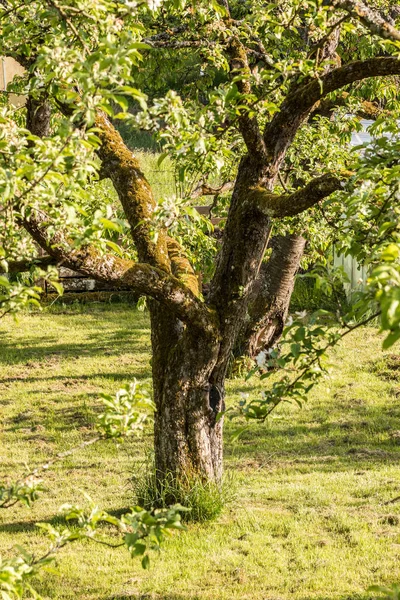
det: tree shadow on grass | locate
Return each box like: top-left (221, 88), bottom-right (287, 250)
top-left (1, 371), bottom-right (150, 387)
top-left (0, 505), bottom-right (137, 535)
top-left (224, 401), bottom-right (400, 475)
top-left (106, 593), bottom-right (379, 600)
top-left (0, 306), bottom-right (152, 367)
top-left (298, 594), bottom-right (378, 600)
top-left (0, 513), bottom-right (68, 534)
top-left (0, 338), bottom-right (151, 367)
top-left (107, 596), bottom-right (201, 600)
top-left (0, 515), bottom-right (111, 536)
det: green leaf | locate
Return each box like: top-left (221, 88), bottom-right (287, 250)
top-left (225, 84), bottom-right (238, 104)
top-left (141, 554), bottom-right (150, 569)
top-left (105, 241), bottom-right (123, 256)
top-left (157, 152), bottom-right (169, 167)
top-left (113, 95), bottom-right (129, 113)
top-left (100, 218), bottom-right (123, 233)
top-left (383, 330), bottom-right (400, 349)
top-left (230, 426), bottom-right (248, 442)
top-left (381, 244), bottom-right (400, 262)
top-left (50, 280), bottom-right (64, 296)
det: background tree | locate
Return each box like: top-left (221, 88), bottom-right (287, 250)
top-left (2, 0), bottom-right (400, 494)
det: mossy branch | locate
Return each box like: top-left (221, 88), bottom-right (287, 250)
top-left (264, 57), bottom-right (400, 165)
top-left (21, 210), bottom-right (217, 333)
top-left (95, 112), bottom-right (170, 271)
top-left (166, 237), bottom-right (200, 297)
top-left (249, 173), bottom-right (348, 218)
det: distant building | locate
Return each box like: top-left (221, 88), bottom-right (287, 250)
top-left (333, 120), bottom-right (375, 297)
top-left (0, 57), bottom-right (25, 106)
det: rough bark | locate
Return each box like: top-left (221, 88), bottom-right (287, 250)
top-left (151, 308), bottom-right (223, 483)
top-left (238, 235), bottom-right (306, 358)
top-left (208, 153), bottom-right (274, 384)
top-left (248, 173), bottom-right (347, 218)
top-left (26, 96), bottom-right (51, 138)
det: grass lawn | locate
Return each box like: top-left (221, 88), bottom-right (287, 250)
top-left (1, 304), bottom-right (400, 600)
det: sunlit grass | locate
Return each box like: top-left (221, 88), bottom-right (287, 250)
top-left (1, 305), bottom-right (400, 599)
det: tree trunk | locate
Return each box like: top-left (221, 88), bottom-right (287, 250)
top-left (237, 234), bottom-right (306, 358)
top-left (150, 302), bottom-right (224, 484)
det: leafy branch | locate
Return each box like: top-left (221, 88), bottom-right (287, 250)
top-left (0, 380), bottom-right (186, 599)
top-left (234, 309), bottom-right (380, 423)
top-left (0, 500), bottom-right (186, 599)
top-left (0, 380), bottom-right (155, 510)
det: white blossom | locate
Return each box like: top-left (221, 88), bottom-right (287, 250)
top-left (255, 350), bottom-right (267, 368)
top-left (147, 0), bottom-right (163, 11)
top-left (295, 310), bottom-right (307, 319)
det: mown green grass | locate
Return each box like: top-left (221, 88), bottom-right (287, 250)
top-left (135, 151), bottom-right (176, 201)
top-left (1, 305), bottom-right (400, 600)
top-left (92, 149), bottom-right (176, 210)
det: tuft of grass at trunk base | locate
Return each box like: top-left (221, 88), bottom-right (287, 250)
top-left (132, 456), bottom-right (237, 523)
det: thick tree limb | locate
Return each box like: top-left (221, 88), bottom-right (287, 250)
top-left (264, 57), bottom-right (400, 169)
top-left (237, 234), bottom-right (306, 357)
top-left (50, 99), bottom-right (173, 273)
top-left (312, 57), bottom-right (400, 104)
top-left (88, 114), bottom-right (200, 295)
top-left (20, 211), bottom-right (216, 333)
top-left (331, 0), bottom-right (400, 41)
top-left (249, 173), bottom-right (347, 218)
top-left (94, 112), bottom-right (170, 271)
top-left (21, 77), bottom-right (171, 273)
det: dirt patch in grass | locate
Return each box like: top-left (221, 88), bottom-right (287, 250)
top-left (373, 354), bottom-right (400, 380)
